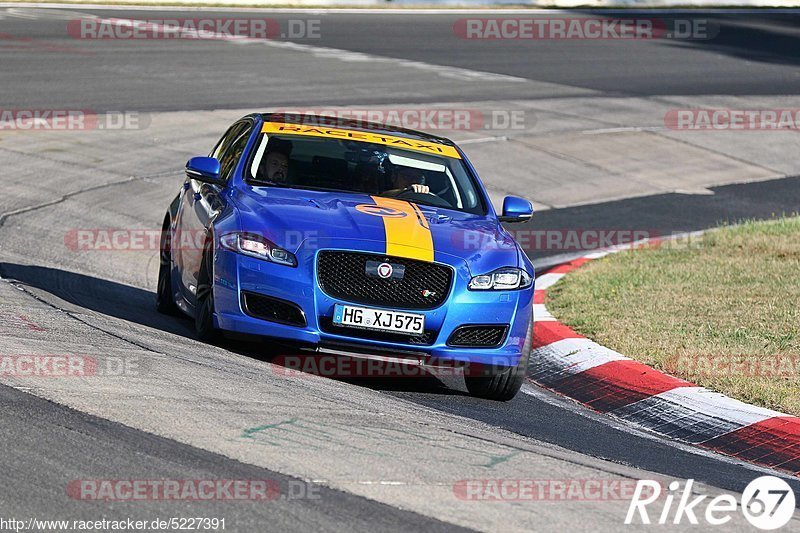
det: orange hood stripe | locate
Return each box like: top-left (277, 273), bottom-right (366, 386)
top-left (370, 197), bottom-right (434, 262)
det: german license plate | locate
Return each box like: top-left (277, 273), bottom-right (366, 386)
top-left (332, 304), bottom-right (425, 335)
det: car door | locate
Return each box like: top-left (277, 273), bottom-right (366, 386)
top-left (174, 120), bottom-right (253, 306)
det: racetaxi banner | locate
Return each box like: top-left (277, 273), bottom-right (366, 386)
top-left (261, 122), bottom-right (462, 159)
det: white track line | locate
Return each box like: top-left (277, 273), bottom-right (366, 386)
top-left (75, 15), bottom-right (528, 83)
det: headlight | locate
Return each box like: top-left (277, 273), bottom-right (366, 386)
top-left (219, 232), bottom-right (297, 267)
top-left (469, 267), bottom-right (532, 290)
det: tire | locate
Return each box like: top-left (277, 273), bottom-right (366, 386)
top-left (464, 315), bottom-right (532, 401)
top-left (156, 216), bottom-right (180, 316)
top-left (195, 237), bottom-right (221, 343)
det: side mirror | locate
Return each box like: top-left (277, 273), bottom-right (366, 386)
top-left (499, 196), bottom-right (534, 223)
top-left (186, 156), bottom-right (225, 186)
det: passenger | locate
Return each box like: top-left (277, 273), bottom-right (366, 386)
top-left (352, 162), bottom-right (380, 193)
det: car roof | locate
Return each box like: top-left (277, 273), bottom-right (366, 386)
top-left (258, 112), bottom-right (458, 148)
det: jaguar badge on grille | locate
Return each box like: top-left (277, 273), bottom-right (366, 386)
top-left (421, 290), bottom-right (437, 298)
top-left (365, 260), bottom-right (405, 280)
top-left (377, 263), bottom-right (392, 278)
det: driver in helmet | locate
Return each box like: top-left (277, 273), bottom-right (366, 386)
top-left (382, 165), bottom-right (430, 197)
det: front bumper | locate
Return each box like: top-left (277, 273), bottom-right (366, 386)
top-left (213, 243), bottom-right (533, 367)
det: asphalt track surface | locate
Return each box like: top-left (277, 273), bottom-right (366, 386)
top-left (2, 9), bottom-right (800, 111)
top-left (0, 384), bottom-right (469, 533)
top-left (1, 6), bottom-right (800, 531)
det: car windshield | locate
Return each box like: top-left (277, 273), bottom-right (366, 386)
top-left (247, 132), bottom-right (487, 215)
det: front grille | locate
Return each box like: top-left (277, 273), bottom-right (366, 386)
top-left (242, 292), bottom-right (306, 326)
top-left (447, 325), bottom-right (508, 348)
top-left (319, 316), bottom-right (437, 346)
top-left (317, 251), bottom-right (452, 310)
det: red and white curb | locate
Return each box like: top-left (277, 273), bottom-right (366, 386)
top-left (530, 243), bottom-right (800, 478)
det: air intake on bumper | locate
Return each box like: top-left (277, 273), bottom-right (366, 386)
top-left (447, 325), bottom-right (508, 348)
top-left (242, 292), bottom-right (306, 327)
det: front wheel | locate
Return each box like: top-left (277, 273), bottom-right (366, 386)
top-left (195, 239), bottom-right (221, 343)
top-left (464, 318), bottom-right (532, 401)
top-left (156, 217), bottom-right (180, 316)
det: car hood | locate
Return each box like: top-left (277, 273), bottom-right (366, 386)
top-left (233, 187), bottom-right (520, 275)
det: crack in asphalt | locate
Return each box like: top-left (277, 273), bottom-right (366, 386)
top-left (0, 145), bottom-right (181, 229)
top-left (0, 176), bottom-right (139, 229)
top-left (1, 277), bottom-right (164, 355)
top-left (0, 168), bottom-right (181, 229)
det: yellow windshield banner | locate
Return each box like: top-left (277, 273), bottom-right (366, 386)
top-left (261, 122), bottom-right (461, 159)
top-left (370, 196), bottom-right (434, 262)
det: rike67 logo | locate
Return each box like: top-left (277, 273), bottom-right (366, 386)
top-left (626, 476), bottom-right (796, 530)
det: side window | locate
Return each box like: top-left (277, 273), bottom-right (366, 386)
top-left (213, 122), bottom-right (253, 184)
top-left (210, 124), bottom-right (240, 160)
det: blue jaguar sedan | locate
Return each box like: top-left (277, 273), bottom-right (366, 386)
top-left (157, 113), bottom-right (534, 400)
